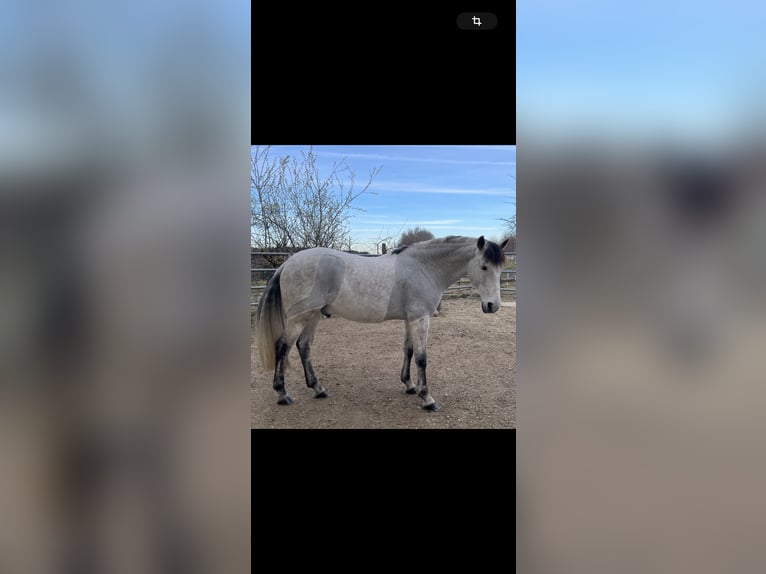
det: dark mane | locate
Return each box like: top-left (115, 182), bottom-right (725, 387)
top-left (482, 240), bottom-right (507, 266)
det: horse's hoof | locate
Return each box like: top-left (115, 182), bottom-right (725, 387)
top-left (314, 390), bottom-right (329, 399)
top-left (277, 396), bottom-right (294, 405)
top-left (422, 402), bottom-right (440, 412)
top-left (405, 387), bottom-right (417, 395)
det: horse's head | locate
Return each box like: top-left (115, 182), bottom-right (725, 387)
top-left (466, 236), bottom-right (510, 313)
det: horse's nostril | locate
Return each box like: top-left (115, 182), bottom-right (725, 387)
top-left (486, 302), bottom-right (494, 312)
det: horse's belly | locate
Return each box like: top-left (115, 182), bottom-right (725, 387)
top-left (327, 292), bottom-right (388, 323)
top-left (329, 269), bottom-right (394, 323)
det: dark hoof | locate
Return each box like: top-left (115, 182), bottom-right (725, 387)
top-left (277, 395), bottom-right (294, 405)
top-left (314, 390), bottom-right (329, 399)
top-left (405, 387), bottom-right (417, 395)
top-left (422, 402), bottom-right (441, 412)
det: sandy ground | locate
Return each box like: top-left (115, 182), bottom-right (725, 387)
top-left (251, 295), bottom-right (516, 428)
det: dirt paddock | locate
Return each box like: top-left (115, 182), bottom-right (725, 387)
top-left (251, 294), bottom-right (516, 429)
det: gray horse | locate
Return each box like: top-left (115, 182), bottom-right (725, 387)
top-left (256, 235), bottom-right (509, 411)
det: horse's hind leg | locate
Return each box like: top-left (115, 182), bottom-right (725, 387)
top-left (400, 322), bottom-right (416, 394)
top-left (272, 316), bottom-right (307, 405)
top-left (296, 313), bottom-right (329, 398)
top-left (272, 334), bottom-right (293, 405)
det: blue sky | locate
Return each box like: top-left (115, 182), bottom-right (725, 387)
top-left (258, 145), bottom-right (515, 252)
top-left (517, 1), bottom-right (766, 142)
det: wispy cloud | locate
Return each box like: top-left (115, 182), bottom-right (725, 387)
top-left (355, 225), bottom-right (504, 234)
top-left (313, 151), bottom-right (515, 167)
top-left (356, 219), bottom-right (461, 226)
top-left (369, 181), bottom-right (511, 196)
top-left (427, 145), bottom-right (516, 151)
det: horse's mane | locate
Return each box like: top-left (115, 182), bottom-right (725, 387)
top-left (391, 236), bottom-right (506, 265)
top-left (392, 236), bottom-right (472, 255)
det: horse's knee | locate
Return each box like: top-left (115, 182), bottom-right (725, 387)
top-left (415, 353), bottom-right (427, 370)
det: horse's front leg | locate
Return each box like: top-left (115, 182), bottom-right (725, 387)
top-left (408, 315), bottom-right (439, 411)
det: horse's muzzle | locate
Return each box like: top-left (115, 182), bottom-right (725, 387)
top-left (482, 301), bottom-right (499, 313)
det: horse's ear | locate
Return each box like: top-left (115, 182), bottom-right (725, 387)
top-left (477, 236), bottom-right (485, 250)
top-left (500, 237), bottom-right (510, 249)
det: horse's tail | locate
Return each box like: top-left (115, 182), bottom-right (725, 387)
top-left (256, 266), bottom-right (286, 371)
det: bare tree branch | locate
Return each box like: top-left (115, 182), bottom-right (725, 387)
top-left (250, 146), bottom-right (382, 253)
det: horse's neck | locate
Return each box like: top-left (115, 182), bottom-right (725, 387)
top-left (420, 244), bottom-right (474, 289)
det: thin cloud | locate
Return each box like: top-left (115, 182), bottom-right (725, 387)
top-left (313, 151), bottom-right (515, 167)
top-left (356, 219), bottom-right (461, 226)
top-left (355, 225), bottom-right (506, 234)
top-left (404, 219), bottom-right (461, 225)
top-left (369, 181), bottom-right (511, 196)
top-left (427, 145), bottom-right (516, 151)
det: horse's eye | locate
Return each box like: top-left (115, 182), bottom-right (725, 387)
top-left (481, 265), bottom-right (488, 271)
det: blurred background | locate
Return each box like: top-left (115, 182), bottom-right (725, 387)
top-left (518, 1), bottom-right (766, 572)
top-left (0, 1), bottom-right (250, 572)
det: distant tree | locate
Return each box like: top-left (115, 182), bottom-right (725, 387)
top-left (502, 213), bottom-right (516, 237)
top-left (499, 176), bottom-right (516, 252)
top-left (399, 227), bottom-right (434, 246)
top-left (499, 213), bottom-right (516, 252)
